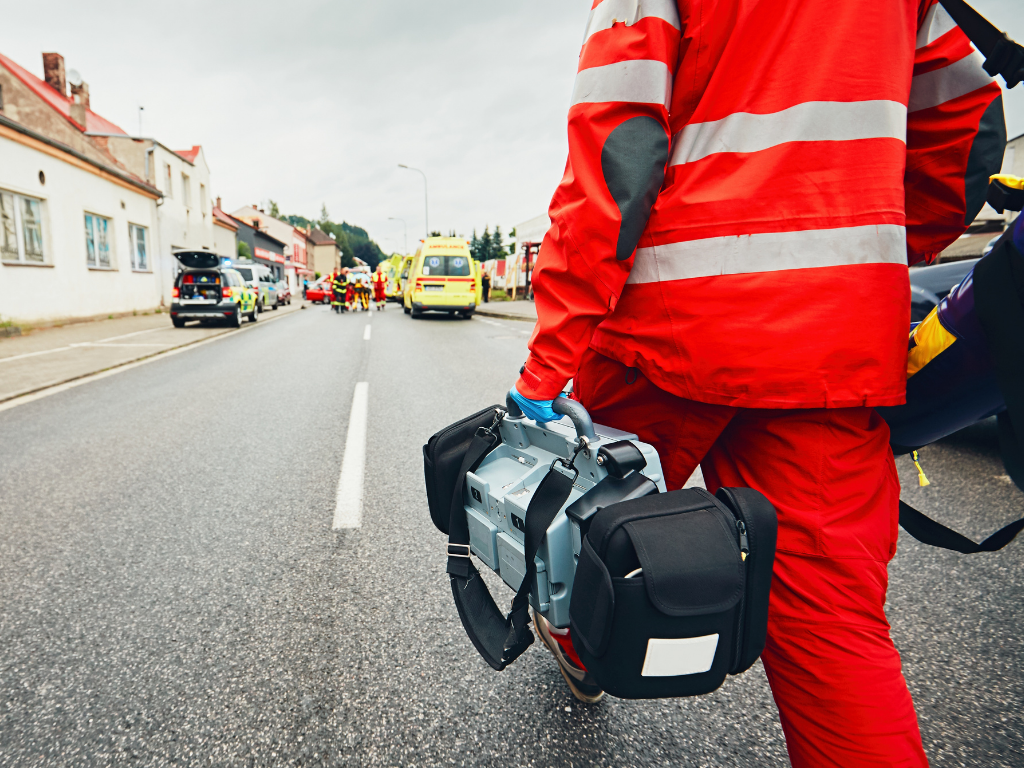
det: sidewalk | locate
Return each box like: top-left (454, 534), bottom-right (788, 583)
top-left (0, 302), bottom-right (304, 403)
top-left (476, 300), bottom-right (537, 323)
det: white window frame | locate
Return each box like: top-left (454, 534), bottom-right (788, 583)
top-left (181, 173), bottom-right (192, 208)
top-left (1, 189), bottom-right (47, 265)
top-left (84, 212), bottom-right (114, 269)
top-left (129, 223), bottom-right (149, 272)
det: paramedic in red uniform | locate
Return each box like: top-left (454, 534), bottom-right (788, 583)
top-left (373, 268), bottom-right (387, 310)
top-left (510, 1), bottom-right (1006, 765)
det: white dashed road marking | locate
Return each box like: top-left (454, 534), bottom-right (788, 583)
top-left (364, 324), bottom-right (372, 341)
top-left (333, 381), bottom-right (369, 529)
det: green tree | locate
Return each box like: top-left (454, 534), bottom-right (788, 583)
top-left (319, 204), bottom-right (330, 226)
top-left (237, 240), bottom-right (252, 260)
top-left (268, 199), bottom-right (280, 218)
top-left (492, 225), bottom-right (505, 258)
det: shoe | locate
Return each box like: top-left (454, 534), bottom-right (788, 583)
top-left (533, 610), bottom-right (605, 704)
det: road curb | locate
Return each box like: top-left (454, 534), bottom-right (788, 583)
top-left (475, 308), bottom-right (537, 323)
top-left (0, 308), bottom-right (300, 410)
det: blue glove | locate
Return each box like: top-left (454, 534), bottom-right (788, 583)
top-left (509, 386), bottom-right (557, 423)
top-left (1014, 213), bottom-right (1024, 254)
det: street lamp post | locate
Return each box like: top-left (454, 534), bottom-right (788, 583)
top-left (388, 217), bottom-right (408, 254)
top-left (398, 164), bottom-right (428, 238)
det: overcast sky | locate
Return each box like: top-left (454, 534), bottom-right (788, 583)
top-left (4, 0), bottom-right (1022, 252)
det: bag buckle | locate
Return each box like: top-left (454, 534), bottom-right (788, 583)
top-left (549, 435), bottom-right (589, 483)
top-left (447, 543), bottom-right (472, 558)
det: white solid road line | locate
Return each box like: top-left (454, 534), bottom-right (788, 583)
top-left (363, 324), bottom-right (372, 341)
top-left (333, 381), bottom-right (369, 530)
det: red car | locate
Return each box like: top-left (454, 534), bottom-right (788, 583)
top-left (305, 277), bottom-right (332, 304)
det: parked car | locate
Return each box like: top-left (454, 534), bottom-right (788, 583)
top-left (276, 280), bottom-right (292, 307)
top-left (170, 252), bottom-right (259, 328)
top-left (233, 264), bottom-right (278, 310)
top-left (909, 258), bottom-right (979, 323)
top-left (306, 276), bottom-right (333, 304)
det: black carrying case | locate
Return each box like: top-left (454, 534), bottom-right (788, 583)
top-left (570, 486), bottom-right (777, 699)
top-left (423, 405), bottom-right (502, 535)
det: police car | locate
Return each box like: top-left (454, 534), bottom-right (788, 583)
top-left (170, 252), bottom-right (259, 328)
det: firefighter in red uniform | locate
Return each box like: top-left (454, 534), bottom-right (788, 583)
top-left (510, 1), bottom-right (1005, 765)
top-left (373, 268), bottom-right (387, 310)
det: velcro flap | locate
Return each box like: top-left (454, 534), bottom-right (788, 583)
top-left (624, 509), bottom-right (744, 617)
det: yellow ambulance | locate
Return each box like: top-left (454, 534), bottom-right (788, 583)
top-left (403, 237), bottom-right (479, 318)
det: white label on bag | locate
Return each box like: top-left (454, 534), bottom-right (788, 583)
top-left (641, 634), bottom-right (719, 677)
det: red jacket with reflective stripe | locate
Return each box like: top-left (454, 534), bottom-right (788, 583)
top-left (516, 0), bottom-right (1004, 408)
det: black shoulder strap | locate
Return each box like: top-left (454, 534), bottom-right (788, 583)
top-left (899, 498), bottom-right (1024, 553)
top-left (446, 433), bottom-right (575, 670)
top-left (899, 234), bottom-right (1024, 553)
top-left (939, 0), bottom-right (1024, 88)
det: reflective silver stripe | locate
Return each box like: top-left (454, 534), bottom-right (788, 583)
top-left (916, 2), bottom-right (958, 48)
top-left (909, 50), bottom-right (994, 112)
top-left (583, 0), bottom-right (681, 44)
top-left (571, 59), bottom-right (672, 108)
top-left (669, 100), bottom-right (906, 167)
top-left (626, 224), bottom-right (907, 284)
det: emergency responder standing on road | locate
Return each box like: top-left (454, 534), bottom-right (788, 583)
top-left (330, 270), bottom-right (345, 313)
top-left (509, 1), bottom-right (1006, 765)
top-left (373, 267), bottom-right (387, 310)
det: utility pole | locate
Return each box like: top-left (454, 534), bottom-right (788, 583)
top-left (388, 217), bottom-right (408, 254)
top-left (398, 165), bottom-right (428, 238)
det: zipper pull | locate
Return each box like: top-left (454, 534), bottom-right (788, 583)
top-left (911, 450), bottom-right (931, 487)
top-left (737, 519), bottom-right (750, 562)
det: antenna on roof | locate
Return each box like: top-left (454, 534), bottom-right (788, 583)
top-left (138, 105), bottom-right (144, 137)
top-left (67, 69), bottom-right (83, 87)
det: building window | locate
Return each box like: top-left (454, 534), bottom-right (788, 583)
top-left (84, 213), bottom-right (112, 268)
top-left (181, 173), bottom-right (191, 208)
top-left (1, 190), bottom-right (46, 264)
top-left (200, 183), bottom-right (207, 213)
top-left (164, 163), bottom-right (173, 198)
top-left (129, 223), bottom-right (148, 271)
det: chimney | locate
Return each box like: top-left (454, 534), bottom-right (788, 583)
top-left (70, 79), bottom-right (89, 110)
top-left (42, 53), bottom-right (66, 97)
top-left (216, 196), bottom-right (222, 210)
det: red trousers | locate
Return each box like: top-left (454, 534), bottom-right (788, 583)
top-left (566, 350), bottom-right (927, 767)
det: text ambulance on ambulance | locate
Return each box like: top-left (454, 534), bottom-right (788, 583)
top-left (402, 237), bottom-right (480, 319)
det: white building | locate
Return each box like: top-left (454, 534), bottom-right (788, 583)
top-left (0, 51), bottom-right (164, 323)
top-left (0, 49), bottom-right (223, 321)
top-left (99, 141), bottom-right (218, 303)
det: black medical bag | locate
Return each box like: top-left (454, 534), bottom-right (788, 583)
top-left (424, 397), bottom-right (779, 698)
top-left (570, 486), bottom-right (777, 699)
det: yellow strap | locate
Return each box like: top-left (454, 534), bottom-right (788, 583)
top-left (990, 174), bottom-right (1024, 190)
top-left (911, 450), bottom-right (931, 487)
top-left (907, 307), bottom-right (958, 378)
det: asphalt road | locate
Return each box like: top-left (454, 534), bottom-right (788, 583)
top-left (0, 305), bottom-right (1021, 767)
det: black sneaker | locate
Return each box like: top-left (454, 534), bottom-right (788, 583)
top-left (533, 610), bottom-right (605, 704)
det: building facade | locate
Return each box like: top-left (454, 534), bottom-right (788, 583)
top-left (0, 50), bottom-right (224, 319)
top-left (0, 52), bottom-right (164, 323)
top-left (231, 215), bottom-right (286, 279)
top-left (306, 227), bottom-right (341, 276)
top-left (212, 202), bottom-right (238, 261)
top-left (229, 206), bottom-right (312, 292)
